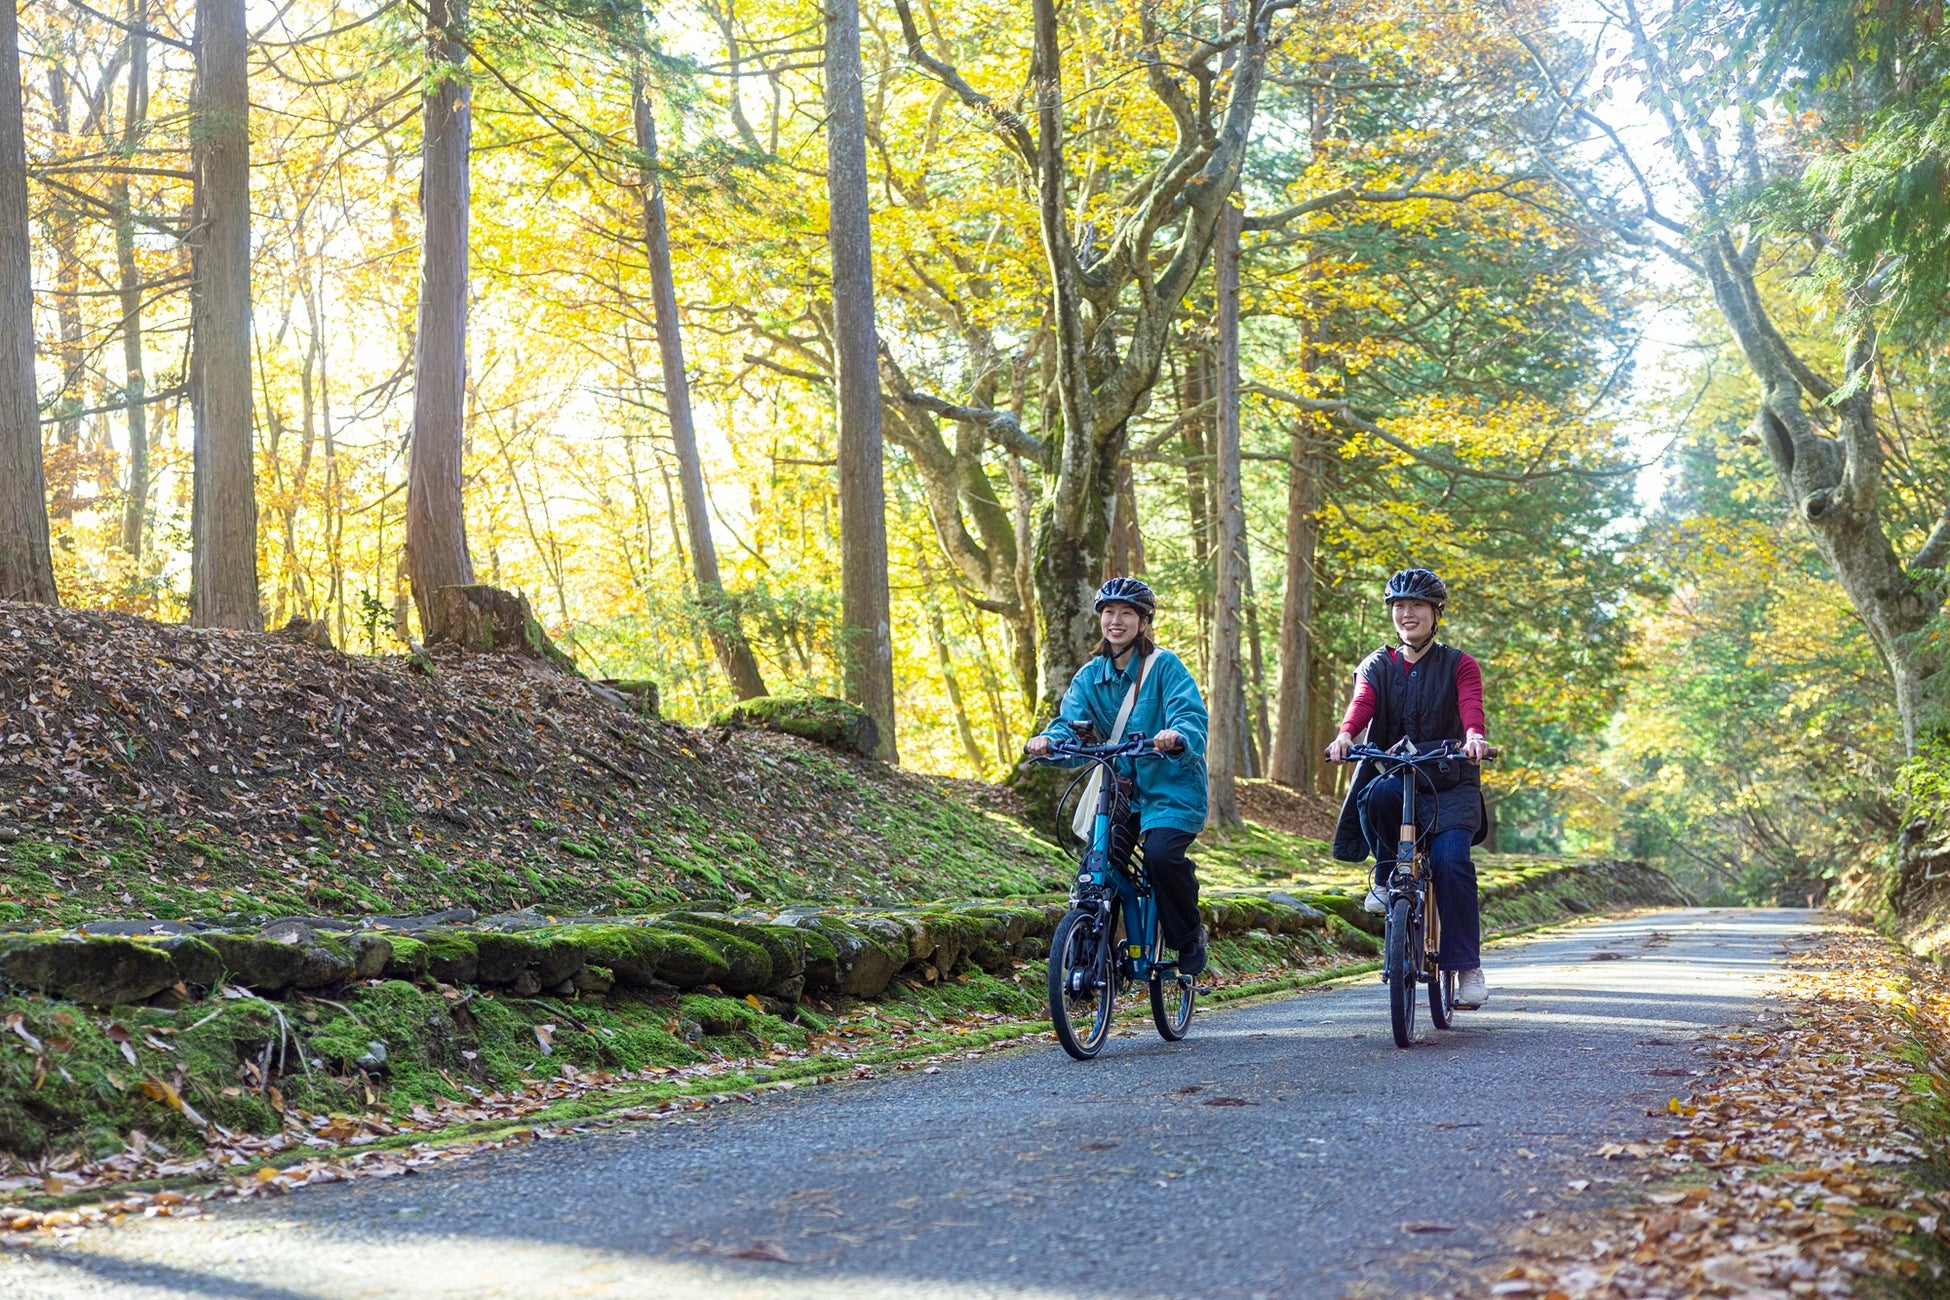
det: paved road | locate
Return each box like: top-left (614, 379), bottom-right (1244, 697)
top-left (1, 908), bottom-right (1823, 1299)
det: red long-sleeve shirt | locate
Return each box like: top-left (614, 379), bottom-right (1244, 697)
top-left (1338, 648), bottom-right (1486, 738)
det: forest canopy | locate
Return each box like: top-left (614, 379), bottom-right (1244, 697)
top-left (2, 0), bottom-right (1944, 905)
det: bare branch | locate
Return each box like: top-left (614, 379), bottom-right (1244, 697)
top-left (890, 0), bottom-right (1035, 165)
top-left (1248, 383), bottom-right (1642, 482)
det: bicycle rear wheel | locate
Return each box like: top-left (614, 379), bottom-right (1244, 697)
top-left (1386, 896), bottom-right (1418, 1048)
top-left (1429, 962), bottom-right (1453, 1030)
top-left (1149, 970), bottom-right (1194, 1040)
top-left (1048, 908), bottom-right (1116, 1060)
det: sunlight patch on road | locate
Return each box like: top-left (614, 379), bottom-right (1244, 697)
top-left (13, 1219), bottom-right (1087, 1300)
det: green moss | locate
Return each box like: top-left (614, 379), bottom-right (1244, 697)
top-left (711, 693), bottom-right (880, 757)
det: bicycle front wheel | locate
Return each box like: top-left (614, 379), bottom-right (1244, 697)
top-left (1386, 896), bottom-right (1418, 1048)
top-left (1049, 908), bottom-right (1116, 1060)
top-left (1149, 971), bottom-right (1194, 1041)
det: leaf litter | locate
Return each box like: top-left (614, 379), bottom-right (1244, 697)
top-left (1483, 925), bottom-right (1948, 1298)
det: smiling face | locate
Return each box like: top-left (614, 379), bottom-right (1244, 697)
top-left (1390, 598), bottom-right (1437, 643)
top-left (1099, 601), bottom-right (1149, 652)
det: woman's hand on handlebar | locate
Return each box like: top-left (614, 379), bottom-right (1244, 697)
top-left (1153, 728), bottom-right (1184, 754)
top-left (1023, 735), bottom-right (1051, 757)
top-left (1323, 731), bottom-right (1354, 764)
top-left (1462, 731), bottom-right (1491, 762)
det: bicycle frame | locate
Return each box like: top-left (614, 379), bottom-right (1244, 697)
top-left (1068, 737), bottom-right (1173, 983)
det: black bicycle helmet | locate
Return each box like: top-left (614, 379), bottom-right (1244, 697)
top-left (1094, 576), bottom-right (1157, 619)
top-left (1382, 568), bottom-right (1447, 611)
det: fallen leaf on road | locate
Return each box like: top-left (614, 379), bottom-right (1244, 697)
top-left (725, 1240), bottom-right (791, 1262)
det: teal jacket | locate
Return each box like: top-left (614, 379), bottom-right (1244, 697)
top-left (1042, 647), bottom-right (1209, 834)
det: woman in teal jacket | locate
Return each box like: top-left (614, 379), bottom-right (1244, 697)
top-left (1025, 577), bottom-right (1211, 974)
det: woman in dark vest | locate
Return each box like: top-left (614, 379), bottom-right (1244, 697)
top-left (1325, 568), bottom-right (1492, 1008)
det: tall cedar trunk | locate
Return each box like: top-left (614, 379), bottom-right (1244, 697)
top-left (1180, 347), bottom-right (1212, 678)
top-left (1243, 558), bottom-right (1271, 768)
top-left (1269, 426), bottom-right (1319, 786)
top-left (189, 0), bottom-right (261, 629)
top-left (0, 0), bottom-right (57, 604)
top-left (116, 4), bottom-right (150, 560)
top-left (823, 0), bottom-right (897, 759)
top-left (1205, 200), bottom-right (1245, 826)
top-left (1106, 457), bottom-right (1143, 576)
top-left (404, 0), bottom-right (475, 631)
top-left (112, 183), bottom-right (148, 555)
top-left (633, 51), bottom-right (767, 699)
top-left (46, 63), bottom-right (83, 519)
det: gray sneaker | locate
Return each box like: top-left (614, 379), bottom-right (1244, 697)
top-left (1456, 968), bottom-right (1489, 1007)
top-left (1363, 885), bottom-right (1388, 915)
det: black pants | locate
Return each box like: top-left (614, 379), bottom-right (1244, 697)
top-left (1108, 819), bottom-right (1201, 950)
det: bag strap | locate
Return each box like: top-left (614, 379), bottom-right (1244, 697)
top-left (1106, 652), bottom-right (1152, 744)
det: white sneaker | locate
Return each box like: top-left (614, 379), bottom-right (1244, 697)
top-left (1362, 886), bottom-right (1388, 915)
top-left (1456, 968), bottom-right (1489, 1007)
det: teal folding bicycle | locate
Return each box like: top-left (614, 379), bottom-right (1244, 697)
top-left (1032, 730), bottom-right (1195, 1060)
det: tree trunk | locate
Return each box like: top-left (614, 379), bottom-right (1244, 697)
top-left (634, 51), bottom-right (767, 700)
top-left (188, 0), bottom-right (261, 629)
top-left (1269, 426), bottom-right (1319, 787)
top-left (1106, 457), bottom-right (1144, 577)
top-left (1206, 199), bottom-right (1245, 827)
top-left (1179, 345), bottom-right (1213, 679)
top-left (1696, 234), bottom-right (1942, 751)
top-left (823, 0), bottom-right (897, 760)
top-left (115, 4), bottom-right (151, 561)
top-left (1243, 557), bottom-right (1272, 769)
top-left (0, 0), bottom-right (56, 605)
top-left (44, 62), bottom-right (83, 521)
top-left (404, 0), bottom-right (475, 632)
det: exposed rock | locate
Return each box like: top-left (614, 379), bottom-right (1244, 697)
top-left (151, 936), bottom-right (222, 990)
top-left (348, 934), bottom-right (393, 980)
top-left (661, 917), bottom-right (772, 994)
top-left (74, 919), bottom-right (191, 937)
top-left (203, 931), bottom-right (352, 993)
top-left (0, 936), bottom-right (178, 1006)
top-left (367, 908), bottom-right (478, 933)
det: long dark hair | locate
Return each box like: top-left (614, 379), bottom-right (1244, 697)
top-left (1096, 630), bottom-right (1155, 662)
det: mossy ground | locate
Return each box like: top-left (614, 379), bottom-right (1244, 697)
top-left (0, 739), bottom-right (1074, 932)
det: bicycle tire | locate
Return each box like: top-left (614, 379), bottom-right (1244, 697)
top-left (1429, 960), bottom-right (1453, 1030)
top-left (1049, 908), bottom-right (1115, 1060)
top-left (1387, 896), bottom-right (1417, 1048)
top-left (1149, 971), bottom-right (1194, 1041)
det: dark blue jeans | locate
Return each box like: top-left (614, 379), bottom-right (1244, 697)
top-left (1363, 782), bottom-right (1481, 971)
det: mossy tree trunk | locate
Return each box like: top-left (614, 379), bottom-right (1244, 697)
top-left (824, 0), bottom-right (897, 760)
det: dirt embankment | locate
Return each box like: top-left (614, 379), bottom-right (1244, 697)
top-left (0, 600), bottom-right (1067, 928)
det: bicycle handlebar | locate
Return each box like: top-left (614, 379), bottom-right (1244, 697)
top-left (1028, 731), bottom-right (1175, 763)
top-left (1330, 740), bottom-right (1499, 766)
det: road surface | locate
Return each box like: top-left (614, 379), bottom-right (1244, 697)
top-left (0, 908), bottom-right (1822, 1299)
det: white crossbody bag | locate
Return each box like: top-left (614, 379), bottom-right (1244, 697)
top-left (1070, 652), bottom-right (1154, 840)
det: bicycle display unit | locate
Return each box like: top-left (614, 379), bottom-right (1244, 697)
top-left (1337, 738), bottom-right (1496, 1049)
top-left (1032, 731), bottom-right (1196, 1060)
